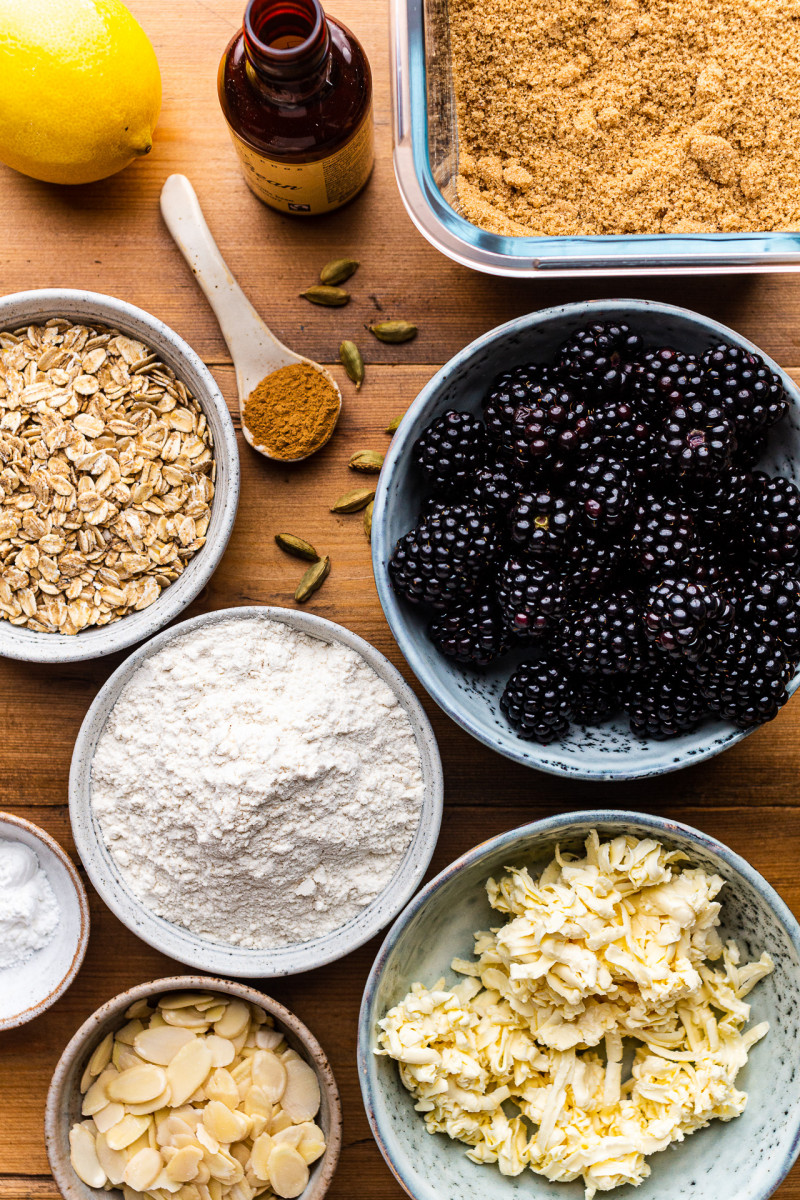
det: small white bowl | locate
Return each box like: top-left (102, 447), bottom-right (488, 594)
top-left (69, 606), bottom-right (444, 976)
top-left (0, 289), bottom-right (240, 663)
top-left (45, 975), bottom-right (343, 1200)
top-left (0, 812), bottom-right (89, 1029)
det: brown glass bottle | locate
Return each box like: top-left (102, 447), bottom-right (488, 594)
top-left (219, 0), bottom-right (373, 216)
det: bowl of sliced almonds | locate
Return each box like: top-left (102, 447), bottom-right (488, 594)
top-left (45, 976), bottom-right (342, 1200)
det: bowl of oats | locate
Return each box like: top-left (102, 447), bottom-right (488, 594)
top-left (0, 289), bottom-right (239, 662)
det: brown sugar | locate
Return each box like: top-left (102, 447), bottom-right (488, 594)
top-left (245, 362), bottom-right (340, 460)
top-left (449, 0), bottom-right (800, 236)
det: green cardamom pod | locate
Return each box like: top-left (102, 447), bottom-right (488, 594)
top-left (300, 285), bottom-right (350, 307)
top-left (364, 500), bottom-right (374, 541)
top-left (320, 258), bottom-right (359, 286)
top-left (339, 340), bottom-right (365, 389)
top-left (275, 533), bottom-right (319, 562)
top-left (385, 415), bottom-right (403, 434)
top-left (367, 320), bottom-right (418, 343)
top-left (295, 555), bottom-right (331, 603)
top-left (349, 449), bottom-right (385, 473)
top-left (331, 487), bottom-right (375, 514)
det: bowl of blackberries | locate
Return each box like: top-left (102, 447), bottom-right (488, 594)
top-left (371, 300), bottom-right (800, 779)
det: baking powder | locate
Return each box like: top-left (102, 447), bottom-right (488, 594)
top-left (91, 616), bottom-right (425, 948)
top-left (0, 839), bottom-right (60, 969)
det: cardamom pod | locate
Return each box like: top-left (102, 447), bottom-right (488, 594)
top-left (275, 533), bottom-right (319, 562)
top-left (331, 487), bottom-right (375, 513)
top-left (295, 555), bottom-right (331, 603)
top-left (320, 258), bottom-right (359, 286)
top-left (367, 320), bottom-right (418, 343)
top-left (364, 500), bottom-right (374, 541)
top-left (339, 340), bottom-right (365, 389)
top-left (349, 449), bottom-right (385, 473)
top-left (300, 285), bottom-right (350, 307)
top-left (385, 415), bottom-right (403, 434)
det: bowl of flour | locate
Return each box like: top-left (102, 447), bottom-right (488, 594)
top-left (69, 607), bottom-right (443, 976)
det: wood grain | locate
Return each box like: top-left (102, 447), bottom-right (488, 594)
top-left (0, 1), bottom-right (799, 1198)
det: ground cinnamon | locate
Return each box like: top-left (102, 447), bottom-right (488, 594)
top-left (245, 362), bottom-right (340, 460)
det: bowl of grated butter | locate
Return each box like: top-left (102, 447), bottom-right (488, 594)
top-left (45, 975), bottom-right (341, 1200)
top-left (359, 810), bottom-right (800, 1200)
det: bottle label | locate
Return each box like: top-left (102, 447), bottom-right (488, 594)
top-left (230, 105), bottom-right (374, 215)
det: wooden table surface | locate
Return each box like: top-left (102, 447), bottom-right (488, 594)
top-left (3, 1), bottom-right (800, 1197)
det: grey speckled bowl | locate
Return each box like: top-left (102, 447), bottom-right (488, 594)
top-left (46, 975), bottom-right (342, 1200)
top-left (358, 810), bottom-right (800, 1200)
top-left (0, 289), bottom-right (239, 663)
top-left (69, 606), bottom-right (443, 976)
top-left (371, 299), bottom-right (800, 779)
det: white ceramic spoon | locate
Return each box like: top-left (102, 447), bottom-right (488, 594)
top-left (159, 173), bottom-right (341, 462)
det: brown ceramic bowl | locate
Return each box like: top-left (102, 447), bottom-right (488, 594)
top-left (45, 975), bottom-right (342, 1200)
top-left (0, 811), bottom-right (89, 1030)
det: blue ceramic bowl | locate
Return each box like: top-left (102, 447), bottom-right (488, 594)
top-left (371, 299), bottom-right (800, 780)
top-left (358, 810), bottom-right (800, 1200)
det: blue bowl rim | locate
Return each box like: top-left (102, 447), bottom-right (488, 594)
top-left (371, 297), bottom-right (800, 781)
top-left (357, 808), bottom-right (800, 1200)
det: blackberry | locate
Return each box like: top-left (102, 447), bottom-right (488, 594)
top-left (495, 553), bottom-right (572, 640)
top-left (559, 322), bottom-right (643, 397)
top-left (563, 591), bottom-right (647, 675)
top-left (570, 455), bottom-right (633, 530)
top-left (500, 656), bottom-right (575, 743)
top-left (626, 664), bottom-right (708, 739)
top-left (743, 472), bottom-right (800, 566)
top-left (680, 470), bottom-right (753, 534)
top-left (696, 627), bottom-right (792, 729)
top-left (630, 493), bottom-right (697, 575)
top-left (658, 399), bottom-right (737, 476)
top-left (510, 386), bottom-right (597, 472)
top-left (593, 398), bottom-right (660, 479)
top-left (733, 428), bottom-right (768, 469)
top-left (468, 460), bottom-right (522, 513)
top-left (643, 577), bottom-right (733, 662)
top-left (738, 568), bottom-right (800, 651)
top-left (631, 348), bottom-right (705, 418)
top-left (389, 504), bottom-right (497, 609)
top-left (413, 410), bottom-right (485, 493)
top-left (428, 590), bottom-right (509, 667)
top-left (509, 488), bottom-right (576, 557)
top-left (572, 676), bottom-right (623, 725)
top-left (702, 342), bottom-right (789, 436)
top-left (563, 531), bottom-right (627, 592)
top-left (482, 365), bottom-right (551, 441)
top-left (691, 541), bottom-right (737, 589)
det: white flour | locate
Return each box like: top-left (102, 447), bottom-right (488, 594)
top-left (91, 616), bottom-right (424, 948)
top-left (0, 839), bottom-right (59, 969)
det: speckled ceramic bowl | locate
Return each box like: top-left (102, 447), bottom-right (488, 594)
top-left (0, 289), bottom-right (240, 663)
top-left (69, 606), bottom-right (443, 976)
top-left (45, 975), bottom-right (342, 1200)
top-left (359, 810), bottom-right (800, 1200)
top-left (0, 812), bottom-right (89, 1029)
top-left (371, 299), bottom-right (800, 779)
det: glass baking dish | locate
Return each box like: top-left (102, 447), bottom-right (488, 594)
top-left (390, 0), bottom-right (800, 276)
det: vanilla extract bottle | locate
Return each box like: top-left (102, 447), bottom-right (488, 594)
top-left (219, 0), bottom-right (374, 216)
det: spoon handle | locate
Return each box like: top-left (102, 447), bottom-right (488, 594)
top-left (159, 174), bottom-right (291, 395)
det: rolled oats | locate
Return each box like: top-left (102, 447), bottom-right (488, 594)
top-left (0, 320), bottom-right (215, 634)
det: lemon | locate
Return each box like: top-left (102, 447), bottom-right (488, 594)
top-left (0, 0), bottom-right (161, 185)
